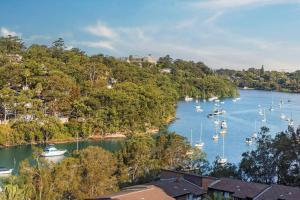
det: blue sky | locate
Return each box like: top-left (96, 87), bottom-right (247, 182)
top-left (1, 0), bottom-right (300, 71)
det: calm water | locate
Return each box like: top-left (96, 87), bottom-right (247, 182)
top-left (1, 90), bottom-right (300, 174)
top-left (169, 90), bottom-right (300, 164)
top-left (0, 139), bottom-right (122, 174)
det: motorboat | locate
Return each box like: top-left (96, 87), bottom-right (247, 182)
top-left (258, 109), bottom-right (263, 116)
top-left (218, 158), bottom-right (227, 165)
top-left (252, 132), bottom-right (258, 139)
top-left (208, 96), bottom-right (218, 102)
top-left (280, 113), bottom-right (286, 120)
top-left (215, 99), bottom-right (220, 103)
top-left (195, 105), bottom-right (203, 112)
top-left (221, 120), bottom-right (227, 129)
top-left (185, 96), bottom-right (193, 102)
top-left (41, 145), bottom-right (67, 157)
top-left (220, 129), bottom-right (226, 136)
top-left (232, 99), bottom-right (237, 102)
top-left (207, 113), bottom-right (214, 118)
top-left (213, 109), bottom-right (226, 115)
top-left (220, 101), bottom-right (225, 104)
top-left (0, 167), bottom-right (13, 175)
top-left (214, 119), bottom-right (220, 126)
top-left (245, 137), bottom-right (253, 145)
top-left (212, 134), bottom-right (219, 141)
top-left (195, 142), bottom-right (204, 150)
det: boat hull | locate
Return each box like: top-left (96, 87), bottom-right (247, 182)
top-left (41, 150), bottom-right (66, 157)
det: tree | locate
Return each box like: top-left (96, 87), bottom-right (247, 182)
top-left (0, 36), bottom-right (25, 54)
top-left (210, 157), bottom-right (240, 178)
top-left (239, 127), bottom-right (276, 184)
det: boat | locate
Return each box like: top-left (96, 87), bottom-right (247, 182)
top-left (195, 123), bottom-right (204, 150)
top-left (288, 113), bottom-right (294, 126)
top-left (0, 167), bottom-right (13, 175)
top-left (214, 119), bottom-right (220, 126)
top-left (252, 121), bottom-right (258, 139)
top-left (221, 120), bottom-right (227, 129)
top-left (220, 129), bottom-right (226, 136)
top-left (215, 99), bottom-right (220, 103)
top-left (218, 135), bottom-right (227, 165)
top-left (207, 113), bottom-right (214, 118)
top-left (212, 134), bottom-right (219, 141)
top-left (262, 109), bottom-right (266, 123)
top-left (213, 109), bottom-right (226, 115)
top-left (208, 96), bottom-right (218, 102)
top-left (245, 137), bottom-right (253, 145)
top-left (232, 99), bottom-right (237, 102)
top-left (195, 105), bottom-right (203, 112)
top-left (258, 108), bottom-right (263, 116)
top-left (220, 101), bottom-right (225, 104)
top-left (195, 99), bottom-right (199, 103)
top-left (41, 145), bottom-right (67, 157)
top-left (185, 96), bottom-right (193, 102)
top-left (280, 113), bottom-right (286, 120)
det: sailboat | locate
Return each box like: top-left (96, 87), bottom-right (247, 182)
top-left (212, 126), bottom-right (219, 141)
top-left (288, 113), bottom-right (294, 126)
top-left (245, 137), bottom-right (253, 145)
top-left (195, 123), bottom-right (204, 149)
top-left (185, 96), bottom-right (193, 102)
top-left (252, 121), bottom-right (258, 139)
top-left (269, 97), bottom-right (275, 111)
top-left (261, 109), bottom-right (266, 123)
top-left (195, 104), bottom-right (203, 112)
top-left (258, 108), bottom-right (263, 116)
top-left (218, 135), bottom-right (227, 165)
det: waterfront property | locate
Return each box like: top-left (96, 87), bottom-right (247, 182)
top-left (88, 169), bottom-right (300, 200)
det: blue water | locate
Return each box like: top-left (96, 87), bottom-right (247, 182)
top-left (168, 90), bottom-right (300, 164)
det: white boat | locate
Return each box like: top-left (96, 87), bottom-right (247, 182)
top-left (258, 108), bottom-right (263, 116)
top-left (41, 145), bottom-right (67, 157)
top-left (280, 113), bottom-right (286, 120)
top-left (195, 105), bottom-right (203, 112)
top-left (185, 96), bottom-right (193, 102)
top-left (0, 167), bottom-right (13, 175)
top-left (252, 132), bottom-right (258, 139)
top-left (218, 158), bottom-right (227, 165)
top-left (245, 137), bottom-right (253, 145)
top-left (214, 119), bottom-right (220, 126)
top-left (212, 134), bottom-right (219, 141)
top-left (252, 121), bottom-right (258, 139)
top-left (220, 101), bottom-right (225, 104)
top-left (215, 99), bottom-right (220, 103)
top-left (221, 120), bottom-right (227, 129)
top-left (208, 96), bottom-right (218, 102)
top-left (232, 99), bottom-right (237, 102)
top-left (218, 136), bottom-right (227, 165)
top-left (261, 109), bottom-right (266, 123)
top-left (195, 122), bottom-right (204, 150)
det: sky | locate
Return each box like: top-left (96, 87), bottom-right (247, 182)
top-left (1, 0), bottom-right (300, 71)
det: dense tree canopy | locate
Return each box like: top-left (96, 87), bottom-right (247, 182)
top-left (0, 36), bottom-right (238, 146)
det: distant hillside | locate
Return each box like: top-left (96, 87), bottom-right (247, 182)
top-left (217, 67), bottom-right (300, 93)
top-left (0, 36), bottom-right (237, 146)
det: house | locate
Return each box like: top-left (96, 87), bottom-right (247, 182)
top-left (86, 169), bottom-right (300, 200)
top-left (127, 54), bottom-right (156, 65)
top-left (254, 184), bottom-right (300, 200)
top-left (6, 54), bottom-right (23, 63)
top-left (87, 185), bottom-right (174, 200)
top-left (207, 178), bottom-right (269, 200)
top-left (161, 68), bottom-right (172, 73)
top-left (88, 177), bottom-right (206, 200)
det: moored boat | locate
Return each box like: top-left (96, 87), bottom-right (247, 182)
top-left (41, 145), bottom-right (67, 157)
top-left (0, 167), bottom-right (13, 175)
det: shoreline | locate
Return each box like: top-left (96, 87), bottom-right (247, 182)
top-left (0, 133), bottom-right (127, 149)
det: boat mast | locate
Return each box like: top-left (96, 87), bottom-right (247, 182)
top-left (222, 135), bottom-right (225, 159)
top-left (190, 128), bottom-right (193, 146)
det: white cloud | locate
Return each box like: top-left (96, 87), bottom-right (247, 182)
top-left (0, 27), bottom-right (20, 37)
top-left (191, 0), bottom-right (300, 10)
top-left (84, 22), bottom-right (117, 38)
top-left (77, 40), bottom-right (114, 50)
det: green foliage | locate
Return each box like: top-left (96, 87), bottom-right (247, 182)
top-left (217, 68), bottom-right (300, 93)
top-left (239, 126), bottom-right (300, 186)
top-left (0, 36), bottom-right (237, 146)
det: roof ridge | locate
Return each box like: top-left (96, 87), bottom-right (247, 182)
top-left (253, 185), bottom-right (273, 200)
top-left (181, 178), bottom-right (206, 191)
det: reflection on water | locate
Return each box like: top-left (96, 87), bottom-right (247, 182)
top-left (44, 155), bottom-right (65, 163)
top-left (0, 139), bottom-right (123, 173)
top-left (169, 90), bottom-right (300, 164)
